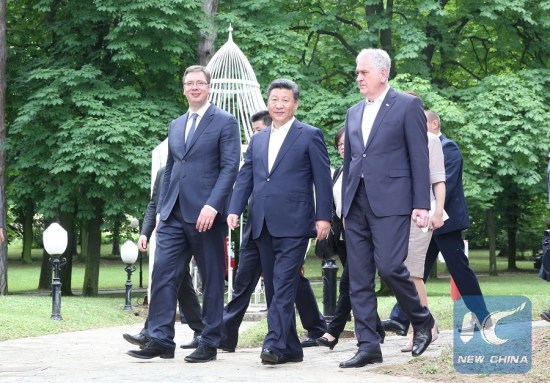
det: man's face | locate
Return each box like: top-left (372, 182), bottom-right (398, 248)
top-left (183, 71), bottom-right (210, 108)
top-left (267, 88), bottom-right (298, 128)
top-left (252, 120), bottom-right (267, 133)
top-left (356, 56), bottom-right (387, 100)
top-left (425, 114), bottom-right (438, 135)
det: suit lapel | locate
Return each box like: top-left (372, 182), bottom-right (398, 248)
top-left (365, 88), bottom-right (396, 151)
top-left (269, 120), bottom-right (301, 175)
top-left (175, 113), bottom-right (189, 157)
top-left (185, 104), bottom-right (215, 154)
top-left (258, 128), bottom-right (270, 176)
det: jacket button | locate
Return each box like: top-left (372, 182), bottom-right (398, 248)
top-left (267, 178), bottom-right (270, 181)
top-left (362, 154), bottom-right (366, 158)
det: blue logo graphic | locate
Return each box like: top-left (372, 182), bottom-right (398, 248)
top-left (453, 295), bottom-right (531, 374)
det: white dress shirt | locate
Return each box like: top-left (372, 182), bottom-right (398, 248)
top-left (268, 117), bottom-right (294, 172)
top-left (361, 86), bottom-right (389, 146)
top-left (185, 102), bottom-right (211, 142)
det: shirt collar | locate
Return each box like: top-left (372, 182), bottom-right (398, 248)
top-left (271, 117), bottom-right (295, 134)
top-left (365, 86), bottom-right (390, 106)
top-left (188, 101), bottom-right (211, 119)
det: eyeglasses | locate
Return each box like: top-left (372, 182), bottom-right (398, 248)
top-left (337, 142), bottom-right (344, 149)
top-left (184, 81), bottom-right (209, 88)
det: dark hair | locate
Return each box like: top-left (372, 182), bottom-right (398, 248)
top-left (334, 126), bottom-right (345, 149)
top-left (182, 65), bottom-right (211, 84)
top-left (251, 110), bottom-right (272, 126)
top-left (267, 78), bottom-right (299, 100)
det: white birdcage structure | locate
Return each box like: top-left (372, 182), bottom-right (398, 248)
top-left (207, 24), bottom-right (267, 148)
top-left (148, 25), bottom-right (267, 305)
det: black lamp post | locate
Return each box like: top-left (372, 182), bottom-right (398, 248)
top-left (129, 217), bottom-right (143, 288)
top-left (121, 240), bottom-right (139, 311)
top-left (322, 258), bottom-right (338, 323)
top-left (43, 223), bottom-right (68, 321)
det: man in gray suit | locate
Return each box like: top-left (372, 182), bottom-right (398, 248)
top-left (128, 65), bottom-right (241, 363)
top-left (339, 49), bottom-right (434, 368)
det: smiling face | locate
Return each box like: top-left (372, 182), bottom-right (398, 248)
top-left (355, 54), bottom-right (388, 101)
top-left (267, 88), bottom-right (298, 128)
top-left (183, 70), bottom-right (211, 110)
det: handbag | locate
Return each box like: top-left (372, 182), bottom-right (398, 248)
top-left (315, 219), bottom-right (342, 260)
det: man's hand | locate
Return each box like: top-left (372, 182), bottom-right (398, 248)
top-left (196, 207), bottom-right (217, 232)
top-left (411, 209), bottom-right (429, 229)
top-left (315, 220), bottom-right (331, 241)
top-left (430, 211), bottom-right (445, 231)
top-left (227, 214), bottom-right (240, 230)
top-left (137, 235), bottom-right (148, 252)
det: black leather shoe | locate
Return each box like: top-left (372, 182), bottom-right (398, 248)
top-left (218, 343), bottom-right (236, 353)
top-left (123, 332), bottom-right (149, 349)
top-left (260, 348), bottom-right (303, 365)
top-left (184, 344), bottom-right (217, 363)
top-left (381, 319), bottom-right (408, 336)
top-left (180, 335), bottom-right (200, 349)
top-left (339, 351), bottom-right (383, 368)
top-left (300, 337), bottom-right (318, 347)
top-left (541, 311), bottom-right (550, 322)
top-left (316, 336), bottom-right (338, 350)
top-left (412, 314), bottom-right (434, 357)
top-left (127, 340), bottom-right (174, 359)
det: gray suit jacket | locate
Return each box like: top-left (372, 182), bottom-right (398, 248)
top-left (342, 88), bottom-right (430, 218)
top-left (158, 103), bottom-right (241, 223)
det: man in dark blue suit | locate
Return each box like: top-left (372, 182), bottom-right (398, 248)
top-left (227, 79), bottom-right (333, 365)
top-left (339, 49), bottom-right (435, 368)
top-left (122, 166), bottom-right (204, 350)
top-left (219, 113), bottom-right (326, 352)
top-left (384, 110), bottom-right (490, 335)
top-left (128, 65), bottom-right (241, 363)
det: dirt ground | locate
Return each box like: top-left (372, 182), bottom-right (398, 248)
top-left (373, 327), bottom-right (550, 383)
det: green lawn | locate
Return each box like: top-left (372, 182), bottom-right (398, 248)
top-left (2, 240), bottom-right (547, 343)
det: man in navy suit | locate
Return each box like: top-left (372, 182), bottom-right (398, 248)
top-left (339, 49), bottom-right (435, 368)
top-left (128, 65), bottom-right (241, 363)
top-left (122, 166), bottom-right (204, 350)
top-left (227, 78), bottom-right (333, 365)
top-left (384, 110), bottom-right (490, 334)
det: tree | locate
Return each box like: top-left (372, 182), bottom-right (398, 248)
top-left (0, 0), bottom-right (6, 295)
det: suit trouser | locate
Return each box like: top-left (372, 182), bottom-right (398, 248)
top-left (256, 224), bottom-right (309, 358)
top-left (148, 203), bottom-right (226, 349)
top-left (221, 231), bottom-right (326, 349)
top-left (345, 184), bottom-right (430, 353)
top-left (390, 230), bottom-right (489, 327)
top-left (141, 260), bottom-right (203, 337)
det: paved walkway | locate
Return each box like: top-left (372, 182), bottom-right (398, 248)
top-left (2, 320), bottom-right (548, 383)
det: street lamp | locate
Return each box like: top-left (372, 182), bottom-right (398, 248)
top-left (43, 223), bottom-right (68, 321)
top-left (120, 240), bottom-right (139, 311)
top-left (129, 217), bottom-right (143, 288)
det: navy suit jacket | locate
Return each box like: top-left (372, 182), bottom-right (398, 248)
top-left (228, 119), bottom-right (333, 239)
top-left (141, 166), bottom-right (164, 239)
top-left (434, 134), bottom-right (470, 234)
top-left (342, 88), bottom-right (430, 218)
top-left (158, 103), bottom-right (241, 223)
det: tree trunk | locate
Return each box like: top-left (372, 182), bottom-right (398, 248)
top-left (111, 216), bottom-right (121, 257)
top-left (198, 0), bottom-right (217, 66)
top-left (38, 248), bottom-right (52, 290)
top-left (21, 202), bottom-right (34, 264)
top-left (79, 226), bottom-right (88, 263)
top-left (487, 208), bottom-right (498, 276)
top-left (0, 0), bottom-right (7, 296)
top-left (59, 211), bottom-right (75, 296)
top-left (82, 198), bottom-right (103, 296)
top-left (507, 226), bottom-right (518, 270)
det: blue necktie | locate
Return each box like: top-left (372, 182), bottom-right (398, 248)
top-left (186, 113), bottom-right (198, 144)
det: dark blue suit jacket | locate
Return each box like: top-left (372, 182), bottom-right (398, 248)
top-left (434, 134), bottom-right (470, 234)
top-left (342, 88), bottom-right (430, 218)
top-left (228, 119), bottom-right (333, 239)
top-left (158, 103), bottom-right (241, 223)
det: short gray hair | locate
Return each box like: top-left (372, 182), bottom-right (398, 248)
top-left (356, 48), bottom-right (391, 74)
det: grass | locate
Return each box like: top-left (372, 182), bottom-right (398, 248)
top-left (2, 240), bottom-right (547, 344)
